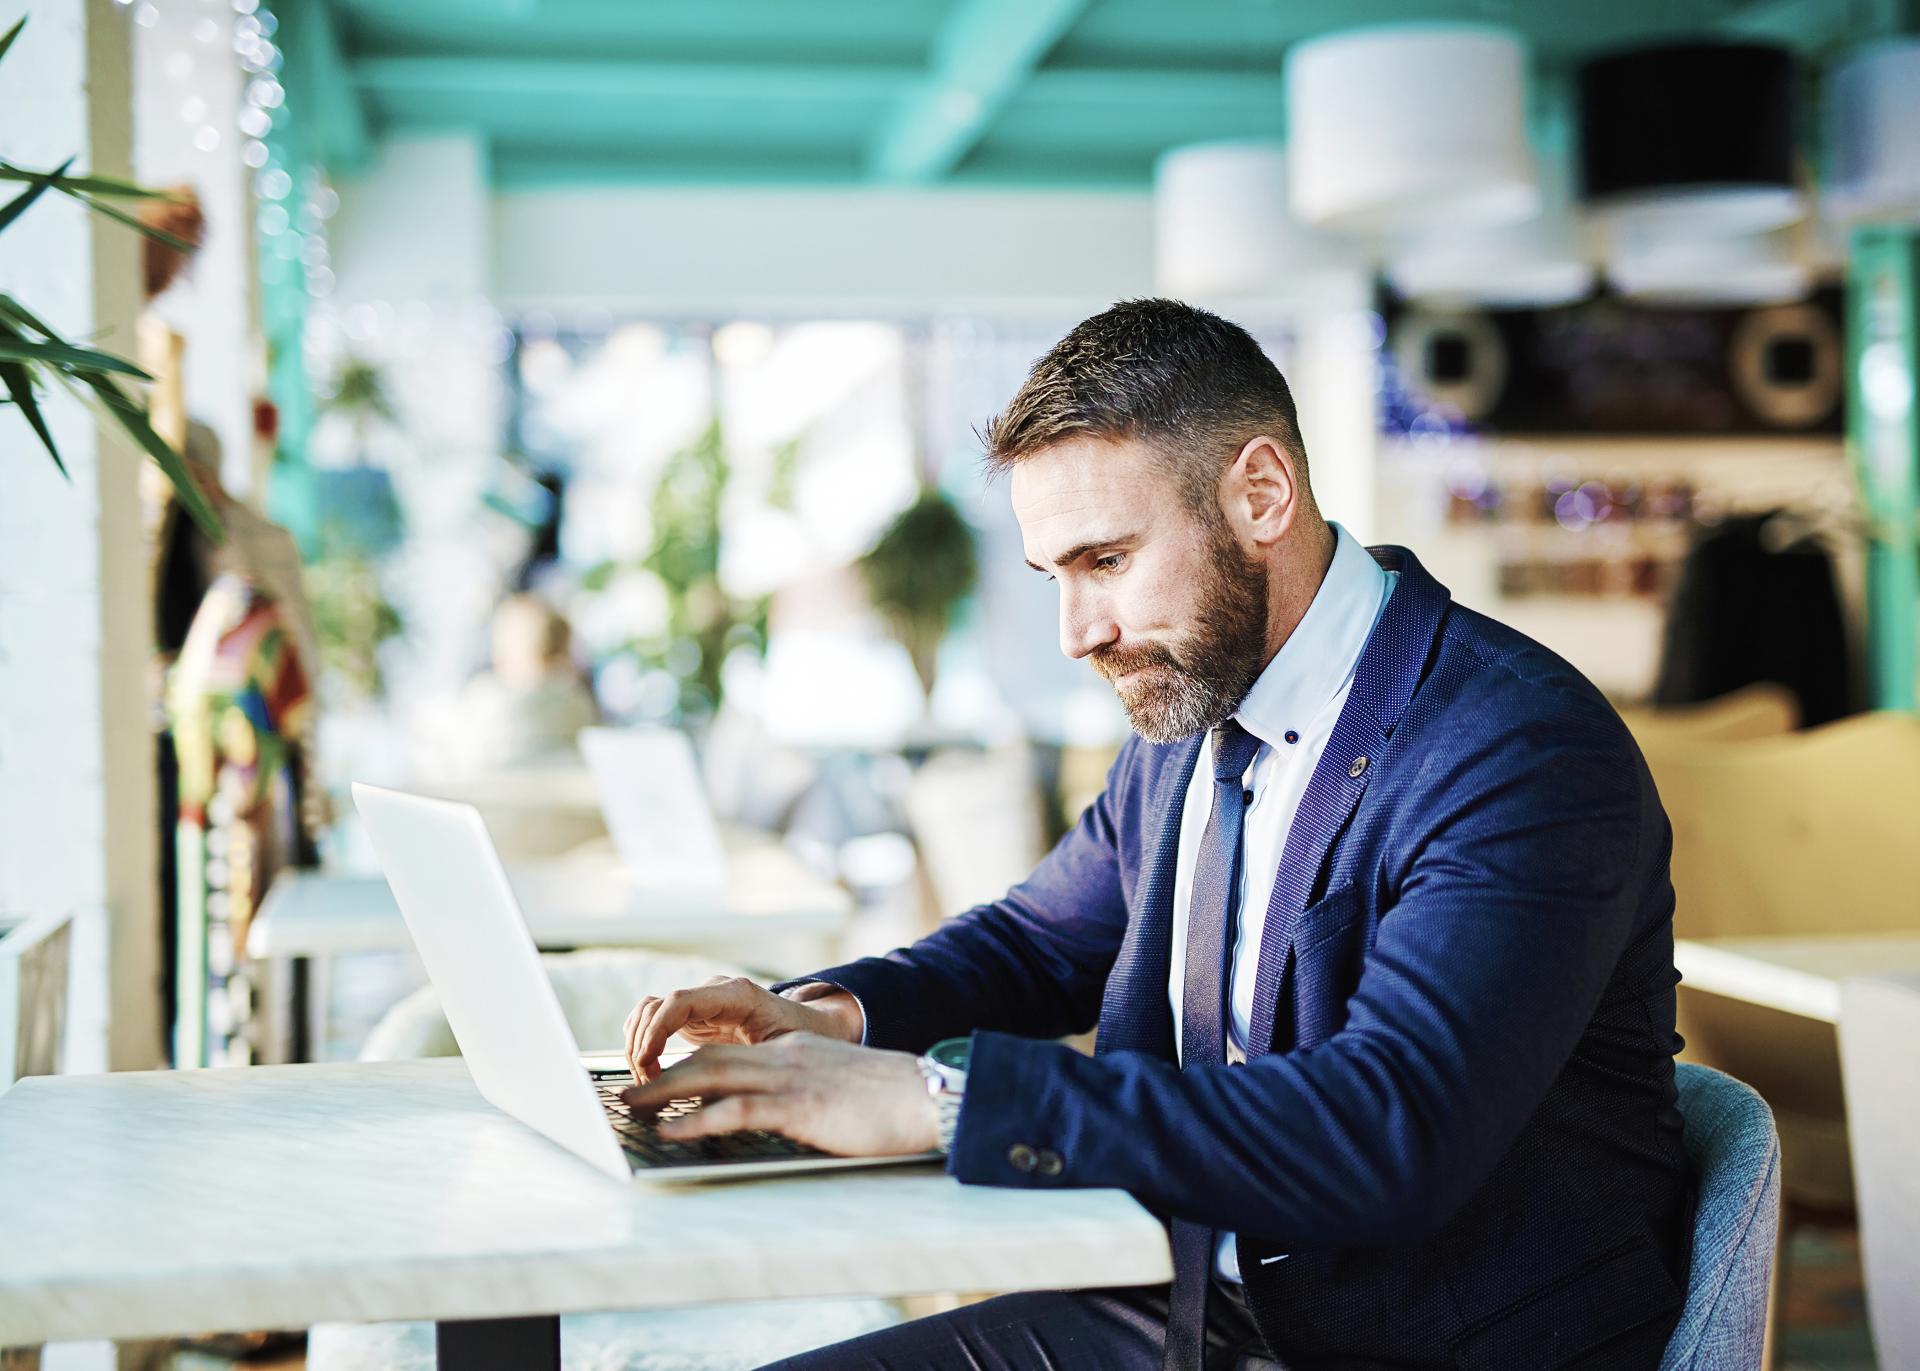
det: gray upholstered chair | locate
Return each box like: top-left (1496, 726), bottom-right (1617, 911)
top-left (306, 948), bottom-right (902, 1371)
top-left (1838, 972), bottom-right (1920, 1371)
top-left (1658, 1063), bottom-right (1782, 1371)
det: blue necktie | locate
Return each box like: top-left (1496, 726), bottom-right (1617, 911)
top-left (1163, 719), bottom-right (1262, 1371)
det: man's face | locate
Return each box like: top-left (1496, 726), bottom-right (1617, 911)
top-left (1012, 437), bottom-right (1269, 744)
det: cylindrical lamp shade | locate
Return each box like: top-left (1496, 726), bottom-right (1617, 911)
top-left (1287, 26), bottom-right (1540, 233)
top-left (1387, 157), bottom-right (1595, 307)
top-left (1826, 40), bottom-right (1920, 225)
top-left (1154, 142), bottom-right (1367, 307)
top-left (1579, 43), bottom-right (1802, 235)
top-left (1608, 225), bottom-right (1810, 305)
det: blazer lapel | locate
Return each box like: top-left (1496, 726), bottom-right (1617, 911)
top-left (1095, 735), bottom-right (1201, 1062)
top-left (1246, 546), bottom-right (1453, 1058)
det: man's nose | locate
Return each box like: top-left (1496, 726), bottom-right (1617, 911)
top-left (1059, 585), bottom-right (1119, 661)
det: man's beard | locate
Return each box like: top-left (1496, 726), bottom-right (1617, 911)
top-left (1090, 521), bottom-right (1270, 744)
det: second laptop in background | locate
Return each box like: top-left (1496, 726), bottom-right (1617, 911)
top-left (578, 726), bottom-right (728, 899)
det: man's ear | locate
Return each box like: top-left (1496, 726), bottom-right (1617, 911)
top-left (1226, 435), bottom-right (1304, 547)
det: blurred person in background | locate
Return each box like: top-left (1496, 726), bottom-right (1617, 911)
top-left (417, 593), bottom-right (598, 776)
top-left (620, 301), bottom-right (1691, 1371)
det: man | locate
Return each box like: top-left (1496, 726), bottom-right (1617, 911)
top-left (620, 300), bottom-right (1694, 1369)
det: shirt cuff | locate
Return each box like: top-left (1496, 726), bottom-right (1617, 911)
top-left (770, 977), bottom-right (870, 1047)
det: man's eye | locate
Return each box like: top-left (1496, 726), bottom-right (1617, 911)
top-left (1095, 553), bottom-right (1126, 573)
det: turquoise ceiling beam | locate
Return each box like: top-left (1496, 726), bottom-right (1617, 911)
top-left (352, 56), bottom-right (912, 104)
top-left (279, 0), bottom-right (371, 176)
top-left (1024, 67), bottom-right (1283, 110)
top-left (352, 55), bottom-right (1284, 117)
top-left (1718, 0), bottom-right (1863, 50)
top-left (868, 0), bottom-right (1093, 183)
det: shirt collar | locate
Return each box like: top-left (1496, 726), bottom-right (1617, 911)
top-left (1233, 523), bottom-right (1393, 750)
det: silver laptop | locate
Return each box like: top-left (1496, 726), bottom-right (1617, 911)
top-left (352, 781), bottom-right (940, 1183)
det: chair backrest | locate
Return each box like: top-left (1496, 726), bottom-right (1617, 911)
top-left (1619, 683), bottom-right (1800, 746)
top-left (1659, 1063), bottom-right (1782, 1371)
top-left (0, 912), bottom-right (69, 1091)
top-left (1838, 973), bottom-right (1920, 1371)
top-left (903, 746), bottom-right (1046, 917)
top-left (1635, 712), bottom-right (1920, 938)
top-left (360, 948), bottom-right (752, 1062)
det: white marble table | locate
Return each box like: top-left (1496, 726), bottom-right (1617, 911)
top-left (0, 1059), bottom-right (1171, 1366)
top-left (1675, 933), bottom-right (1920, 1024)
top-left (251, 844), bottom-right (853, 1061)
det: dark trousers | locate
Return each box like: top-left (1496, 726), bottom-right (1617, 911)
top-left (759, 1279), bottom-right (1280, 1371)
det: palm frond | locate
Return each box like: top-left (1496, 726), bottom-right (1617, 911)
top-left (0, 360), bottom-right (64, 478)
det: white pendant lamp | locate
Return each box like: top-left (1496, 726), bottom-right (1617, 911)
top-left (1387, 156), bottom-right (1595, 307)
top-left (1825, 40), bottom-right (1920, 225)
top-left (1607, 224), bottom-right (1811, 306)
top-left (1154, 141), bottom-right (1369, 310)
top-left (1286, 26), bottom-right (1540, 233)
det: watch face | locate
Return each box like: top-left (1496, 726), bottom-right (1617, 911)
top-left (929, 1036), bottom-right (971, 1072)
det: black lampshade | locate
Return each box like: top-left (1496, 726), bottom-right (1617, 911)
top-left (1578, 42), bottom-right (1801, 233)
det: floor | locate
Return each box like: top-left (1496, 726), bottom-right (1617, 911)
top-left (1780, 1225), bottom-right (1879, 1371)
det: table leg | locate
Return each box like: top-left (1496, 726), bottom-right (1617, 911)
top-left (436, 1315), bottom-right (559, 1370)
top-left (300, 952), bottom-right (331, 1062)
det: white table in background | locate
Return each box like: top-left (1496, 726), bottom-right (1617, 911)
top-left (250, 842), bottom-right (852, 1061)
top-left (1674, 933), bottom-right (1920, 1023)
top-left (0, 1059), bottom-right (1170, 1368)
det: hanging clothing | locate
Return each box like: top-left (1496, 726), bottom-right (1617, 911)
top-left (1654, 512), bottom-right (1858, 727)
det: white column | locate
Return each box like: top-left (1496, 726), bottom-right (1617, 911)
top-left (0, 0), bottom-right (161, 1078)
top-left (1289, 298), bottom-right (1383, 543)
top-left (324, 132), bottom-right (508, 713)
top-left (132, 0), bottom-right (259, 500)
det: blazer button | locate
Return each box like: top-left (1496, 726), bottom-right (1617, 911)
top-left (1035, 1149), bottom-right (1064, 1177)
top-left (1348, 755), bottom-right (1370, 779)
top-left (1007, 1144), bottom-right (1038, 1173)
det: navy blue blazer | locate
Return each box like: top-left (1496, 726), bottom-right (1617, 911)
top-left (796, 546), bottom-right (1694, 1369)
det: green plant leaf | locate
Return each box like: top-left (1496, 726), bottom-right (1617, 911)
top-left (0, 156), bottom-right (73, 236)
top-left (70, 189), bottom-right (196, 250)
top-left (79, 373), bottom-right (223, 542)
top-left (580, 559), bottom-right (621, 592)
top-left (0, 360), bottom-right (65, 479)
top-left (0, 16), bottom-right (24, 66)
top-left (0, 163), bottom-right (176, 199)
top-left (0, 291), bottom-right (60, 340)
top-left (0, 336), bottom-right (151, 378)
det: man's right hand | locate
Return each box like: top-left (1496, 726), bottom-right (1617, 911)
top-left (622, 977), bottom-right (864, 1082)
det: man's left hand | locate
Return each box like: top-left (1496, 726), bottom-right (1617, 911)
top-left (619, 1033), bottom-right (940, 1157)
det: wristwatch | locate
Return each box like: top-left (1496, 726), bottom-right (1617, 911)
top-left (915, 1036), bottom-right (970, 1155)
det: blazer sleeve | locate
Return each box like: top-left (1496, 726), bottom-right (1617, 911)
top-left (776, 738), bottom-right (1139, 1053)
top-left (945, 699), bottom-right (1659, 1247)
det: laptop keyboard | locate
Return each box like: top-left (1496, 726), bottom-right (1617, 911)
top-left (594, 1076), bottom-right (828, 1170)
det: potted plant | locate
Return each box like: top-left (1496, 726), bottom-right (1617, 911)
top-left (580, 419), bottom-right (770, 722)
top-left (858, 485), bottom-right (978, 699)
top-left (312, 355), bottom-right (404, 559)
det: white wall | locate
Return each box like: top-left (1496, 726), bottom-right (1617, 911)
top-left (0, 0), bottom-right (160, 1077)
top-left (490, 186), bottom-right (1159, 318)
top-left (331, 131), bottom-right (491, 309)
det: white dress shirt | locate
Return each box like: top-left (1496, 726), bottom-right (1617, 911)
top-left (1167, 523), bottom-right (1395, 1282)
